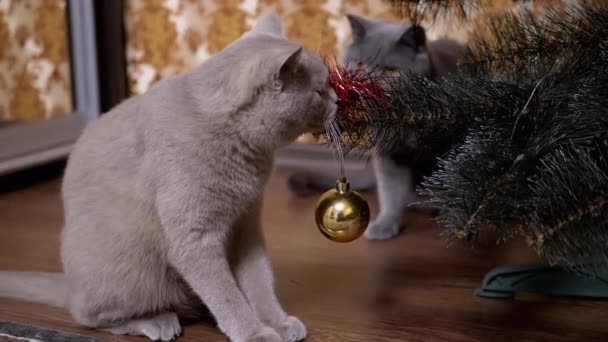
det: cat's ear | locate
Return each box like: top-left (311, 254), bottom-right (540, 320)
top-left (250, 11), bottom-right (284, 36)
top-left (271, 45), bottom-right (303, 92)
top-left (399, 24), bottom-right (426, 52)
top-left (346, 13), bottom-right (371, 40)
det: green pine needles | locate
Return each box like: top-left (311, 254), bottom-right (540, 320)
top-left (349, 1), bottom-right (608, 274)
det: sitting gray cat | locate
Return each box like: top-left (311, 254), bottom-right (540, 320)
top-left (288, 14), bottom-right (468, 240)
top-left (0, 13), bottom-right (336, 342)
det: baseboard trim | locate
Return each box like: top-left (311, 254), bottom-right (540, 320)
top-left (0, 115), bottom-right (85, 176)
top-left (0, 144), bottom-right (73, 176)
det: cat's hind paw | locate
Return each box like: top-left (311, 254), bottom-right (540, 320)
top-left (273, 316), bottom-right (307, 342)
top-left (364, 218), bottom-right (402, 240)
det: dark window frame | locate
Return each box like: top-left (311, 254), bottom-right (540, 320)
top-left (93, 0), bottom-right (129, 113)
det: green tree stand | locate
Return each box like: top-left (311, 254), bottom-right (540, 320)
top-left (475, 264), bottom-right (608, 299)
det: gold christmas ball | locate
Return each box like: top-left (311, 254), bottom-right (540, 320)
top-left (315, 177), bottom-right (370, 243)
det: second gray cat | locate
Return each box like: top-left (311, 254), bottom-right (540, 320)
top-left (288, 14), bottom-right (468, 240)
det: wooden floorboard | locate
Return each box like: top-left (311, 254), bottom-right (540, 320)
top-left (1, 168), bottom-right (607, 341)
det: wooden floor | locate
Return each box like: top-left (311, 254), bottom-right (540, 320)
top-left (1, 167), bottom-right (608, 342)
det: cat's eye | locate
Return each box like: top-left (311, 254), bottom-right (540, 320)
top-left (355, 62), bottom-right (366, 70)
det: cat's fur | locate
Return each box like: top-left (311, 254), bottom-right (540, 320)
top-left (288, 14), bottom-right (468, 240)
top-left (0, 13), bottom-right (336, 342)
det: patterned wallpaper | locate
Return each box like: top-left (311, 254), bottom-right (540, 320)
top-left (0, 0), bottom-right (72, 121)
top-left (123, 0), bottom-right (416, 96)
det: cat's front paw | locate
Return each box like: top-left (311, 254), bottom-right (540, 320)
top-left (273, 316), bottom-right (306, 342)
top-left (245, 326), bottom-right (282, 342)
top-left (364, 217), bottom-right (402, 240)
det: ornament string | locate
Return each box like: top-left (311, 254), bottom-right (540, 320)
top-left (324, 119), bottom-right (345, 180)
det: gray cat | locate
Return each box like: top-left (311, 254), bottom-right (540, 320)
top-left (0, 13), bottom-right (336, 342)
top-left (288, 14), bottom-right (468, 240)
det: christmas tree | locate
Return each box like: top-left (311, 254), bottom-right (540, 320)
top-left (327, 0), bottom-right (608, 276)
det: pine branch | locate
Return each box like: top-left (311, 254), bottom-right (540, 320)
top-left (385, 0), bottom-right (477, 23)
top-left (420, 126), bottom-right (535, 241)
top-left (385, 0), bottom-right (608, 24)
top-left (420, 42), bottom-right (608, 240)
top-left (322, 1), bottom-right (608, 274)
top-left (316, 1), bottom-right (608, 274)
top-left (464, 3), bottom-right (608, 76)
top-left (411, 4), bottom-right (608, 262)
top-left (525, 145), bottom-right (608, 274)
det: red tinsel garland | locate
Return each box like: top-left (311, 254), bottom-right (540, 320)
top-left (326, 60), bottom-right (391, 125)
